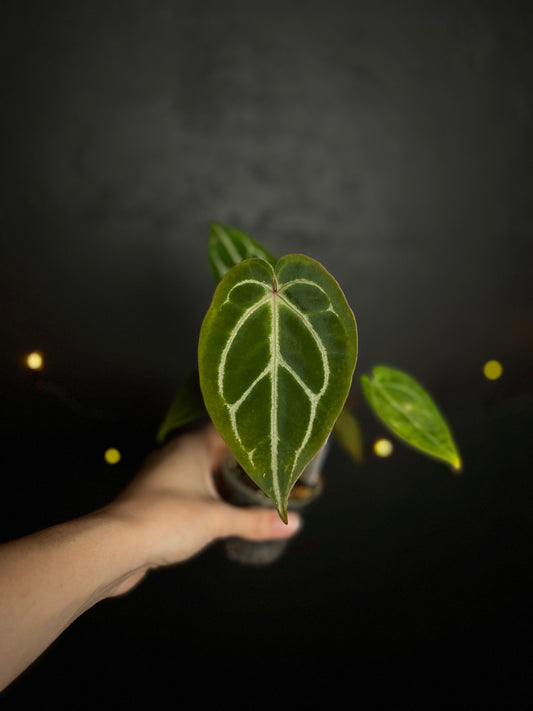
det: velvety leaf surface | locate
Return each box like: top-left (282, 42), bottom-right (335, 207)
top-left (361, 366), bottom-right (462, 471)
top-left (208, 223), bottom-right (277, 283)
top-left (198, 255), bottom-right (358, 520)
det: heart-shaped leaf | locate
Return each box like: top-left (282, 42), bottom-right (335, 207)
top-left (198, 255), bottom-right (358, 521)
top-left (208, 223), bottom-right (277, 283)
top-left (361, 365), bottom-right (462, 471)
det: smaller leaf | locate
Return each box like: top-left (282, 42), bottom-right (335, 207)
top-left (208, 223), bottom-right (277, 282)
top-left (333, 408), bottom-right (364, 465)
top-left (156, 370), bottom-right (207, 444)
top-left (361, 365), bottom-right (462, 471)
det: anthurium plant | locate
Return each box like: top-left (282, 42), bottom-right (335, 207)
top-left (158, 224), bottom-right (462, 522)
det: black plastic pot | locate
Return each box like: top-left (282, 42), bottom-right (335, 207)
top-left (215, 446), bottom-right (326, 566)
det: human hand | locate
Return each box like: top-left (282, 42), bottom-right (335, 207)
top-left (0, 423), bottom-right (303, 691)
top-left (102, 424), bottom-right (301, 595)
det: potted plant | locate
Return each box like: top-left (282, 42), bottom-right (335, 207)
top-left (157, 224), bottom-right (462, 564)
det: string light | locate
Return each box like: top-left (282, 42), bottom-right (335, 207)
top-left (483, 360), bottom-right (503, 381)
top-left (26, 351), bottom-right (43, 370)
top-left (104, 448), bottom-right (121, 465)
top-left (20, 346), bottom-right (507, 475)
top-left (373, 438), bottom-right (393, 458)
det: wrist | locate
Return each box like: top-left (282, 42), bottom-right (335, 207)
top-left (86, 506), bottom-right (156, 599)
top-left (40, 511), bottom-right (147, 598)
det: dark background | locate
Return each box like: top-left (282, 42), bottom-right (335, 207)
top-left (1, 0), bottom-right (532, 706)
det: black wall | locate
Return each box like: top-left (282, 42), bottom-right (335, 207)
top-left (1, 1), bottom-right (532, 706)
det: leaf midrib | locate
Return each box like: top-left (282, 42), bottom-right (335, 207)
top-left (218, 268), bottom-right (338, 508)
top-left (270, 291), bottom-right (281, 503)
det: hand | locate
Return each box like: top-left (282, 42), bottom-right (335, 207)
top-left (102, 423), bottom-right (301, 594)
top-left (0, 424), bottom-right (301, 691)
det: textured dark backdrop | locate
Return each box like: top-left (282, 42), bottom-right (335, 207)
top-left (1, 1), bottom-right (532, 706)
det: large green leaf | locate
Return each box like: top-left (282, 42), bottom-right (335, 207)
top-left (198, 255), bottom-right (358, 521)
top-left (208, 223), bottom-right (277, 283)
top-left (361, 365), bottom-right (462, 471)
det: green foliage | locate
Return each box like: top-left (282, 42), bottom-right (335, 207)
top-left (156, 370), bottom-right (206, 444)
top-left (157, 224), bottom-right (462, 524)
top-left (361, 365), bottom-right (462, 471)
top-left (198, 254), bottom-right (358, 521)
top-left (332, 408), bottom-right (365, 465)
top-left (208, 223), bottom-right (277, 283)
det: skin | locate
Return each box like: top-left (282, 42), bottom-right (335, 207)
top-left (0, 424), bottom-right (301, 691)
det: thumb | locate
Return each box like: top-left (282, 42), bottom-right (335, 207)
top-left (214, 504), bottom-right (302, 542)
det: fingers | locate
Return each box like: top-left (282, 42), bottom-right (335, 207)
top-left (212, 504), bottom-right (302, 542)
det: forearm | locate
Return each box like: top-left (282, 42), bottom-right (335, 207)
top-left (0, 510), bottom-right (147, 691)
top-left (0, 426), bottom-right (301, 692)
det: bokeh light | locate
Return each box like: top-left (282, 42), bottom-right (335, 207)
top-left (104, 448), bottom-right (122, 465)
top-left (373, 438), bottom-right (394, 458)
top-left (26, 351), bottom-right (43, 370)
top-left (483, 359), bottom-right (503, 380)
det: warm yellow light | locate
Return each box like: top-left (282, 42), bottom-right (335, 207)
top-left (104, 448), bottom-right (121, 465)
top-left (373, 438), bottom-right (394, 458)
top-left (483, 360), bottom-right (503, 381)
top-left (26, 351), bottom-right (43, 370)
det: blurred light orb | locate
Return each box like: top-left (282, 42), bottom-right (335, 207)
top-left (104, 448), bottom-right (122, 465)
top-left (483, 360), bottom-right (503, 380)
top-left (26, 351), bottom-right (43, 370)
top-left (373, 438), bottom-right (394, 458)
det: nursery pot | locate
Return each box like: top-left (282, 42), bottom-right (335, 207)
top-left (215, 443), bottom-right (327, 566)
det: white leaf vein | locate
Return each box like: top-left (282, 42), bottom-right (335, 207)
top-left (218, 275), bottom-right (341, 499)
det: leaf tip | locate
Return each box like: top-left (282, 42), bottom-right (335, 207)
top-left (451, 456), bottom-right (463, 475)
top-left (275, 499), bottom-right (289, 525)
